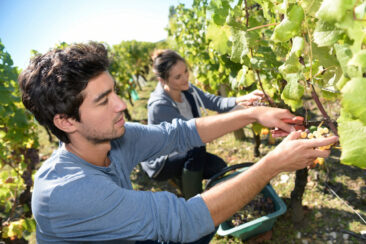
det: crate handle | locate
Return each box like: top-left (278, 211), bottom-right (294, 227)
top-left (204, 162), bottom-right (254, 190)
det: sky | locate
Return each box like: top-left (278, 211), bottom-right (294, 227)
top-left (0, 0), bottom-right (193, 69)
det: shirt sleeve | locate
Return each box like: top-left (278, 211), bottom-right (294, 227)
top-left (115, 120), bottom-right (205, 171)
top-left (48, 175), bottom-right (215, 242)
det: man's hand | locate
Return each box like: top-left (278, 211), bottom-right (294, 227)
top-left (249, 106), bottom-right (297, 133)
top-left (236, 90), bottom-right (265, 106)
top-left (264, 131), bottom-right (339, 174)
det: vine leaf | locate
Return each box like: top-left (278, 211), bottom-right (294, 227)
top-left (206, 23), bottom-right (231, 55)
top-left (334, 44), bottom-right (353, 76)
top-left (315, 0), bottom-right (356, 23)
top-left (279, 37), bottom-right (305, 111)
top-left (313, 21), bottom-right (343, 47)
top-left (271, 5), bottom-right (304, 42)
top-left (230, 29), bottom-right (249, 63)
top-left (338, 112), bottom-right (366, 168)
top-left (347, 50), bottom-right (366, 71)
top-left (280, 75), bottom-right (305, 111)
top-left (341, 77), bottom-right (366, 124)
top-left (336, 12), bottom-right (365, 53)
top-left (234, 66), bottom-right (255, 89)
top-left (209, 0), bottom-right (230, 26)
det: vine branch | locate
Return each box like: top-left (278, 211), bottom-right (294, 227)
top-left (247, 22), bottom-right (279, 32)
top-left (255, 69), bottom-right (275, 107)
top-left (309, 84), bottom-right (338, 136)
top-left (304, 14), bottom-right (338, 136)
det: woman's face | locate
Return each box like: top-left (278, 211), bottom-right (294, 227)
top-left (164, 61), bottom-right (189, 91)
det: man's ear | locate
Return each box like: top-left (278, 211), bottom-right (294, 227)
top-left (53, 114), bottom-right (77, 133)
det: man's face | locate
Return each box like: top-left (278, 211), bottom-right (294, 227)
top-left (76, 71), bottom-right (127, 144)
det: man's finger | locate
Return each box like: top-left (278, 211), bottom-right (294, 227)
top-left (276, 119), bottom-right (295, 133)
top-left (282, 131), bottom-right (301, 141)
top-left (313, 149), bottom-right (332, 158)
top-left (304, 136), bottom-right (339, 148)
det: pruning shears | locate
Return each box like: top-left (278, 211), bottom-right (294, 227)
top-left (271, 116), bottom-right (306, 138)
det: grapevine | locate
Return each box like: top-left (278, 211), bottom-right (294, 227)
top-left (167, 0), bottom-right (366, 169)
top-left (0, 40), bottom-right (38, 241)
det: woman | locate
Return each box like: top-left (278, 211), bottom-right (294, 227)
top-left (141, 50), bottom-right (264, 199)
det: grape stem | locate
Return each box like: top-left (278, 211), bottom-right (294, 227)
top-left (255, 69), bottom-right (275, 107)
top-left (310, 84), bottom-right (338, 136)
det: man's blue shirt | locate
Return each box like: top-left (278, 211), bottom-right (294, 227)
top-left (32, 120), bottom-right (215, 243)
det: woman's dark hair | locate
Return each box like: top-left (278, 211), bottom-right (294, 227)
top-left (18, 42), bottom-right (110, 143)
top-left (151, 50), bottom-right (186, 81)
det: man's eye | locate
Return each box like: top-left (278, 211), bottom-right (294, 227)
top-left (100, 99), bottom-right (108, 105)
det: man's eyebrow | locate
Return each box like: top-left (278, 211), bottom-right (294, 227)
top-left (93, 89), bottom-right (112, 103)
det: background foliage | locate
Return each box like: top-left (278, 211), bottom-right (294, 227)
top-left (166, 0), bottom-right (366, 169)
top-left (0, 40), bottom-right (38, 242)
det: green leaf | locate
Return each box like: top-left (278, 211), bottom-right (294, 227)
top-left (281, 77), bottom-right (305, 111)
top-left (347, 50), bottom-right (366, 70)
top-left (336, 11), bottom-right (366, 53)
top-left (338, 112), bottom-right (366, 168)
top-left (206, 24), bottom-right (231, 55)
top-left (334, 44), bottom-right (353, 75)
top-left (279, 53), bottom-right (302, 74)
top-left (315, 0), bottom-right (356, 23)
top-left (311, 43), bottom-right (339, 67)
top-left (0, 86), bottom-right (15, 104)
top-left (290, 36), bottom-right (305, 57)
top-left (209, 0), bottom-right (230, 26)
top-left (341, 77), bottom-right (366, 124)
top-left (234, 66), bottom-right (256, 89)
top-left (313, 21), bottom-right (343, 47)
top-left (271, 5), bottom-right (304, 42)
top-left (9, 109), bottom-right (28, 127)
top-left (234, 66), bottom-right (247, 88)
top-left (230, 29), bottom-right (249, 63)
top-left (336, 75), bottom-right (350, 90)
top-left (355, 1), bottom-right (366, 19)
top-left (300, 0), bottom-right (322, 17)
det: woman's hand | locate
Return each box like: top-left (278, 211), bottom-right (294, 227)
top-left (235, 90), bottom-right (265, 106)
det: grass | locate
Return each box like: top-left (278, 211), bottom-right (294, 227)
top-left (36, 78), bottom-right (366, 243)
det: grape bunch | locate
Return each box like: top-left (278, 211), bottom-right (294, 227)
top-left (300, 126), bottom-right (333, 166)
top-left (271, 117), bottom-right (335, 167)
top-left (227, 193), bottom-right (275, 228)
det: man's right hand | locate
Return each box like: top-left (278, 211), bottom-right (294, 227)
top-left (263, 131), bottom-right (339, 174)
top-left (248, 106), bottom-right (296, 133)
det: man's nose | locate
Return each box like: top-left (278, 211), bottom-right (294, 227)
top-left (113, 94), bottom-right (127, 112)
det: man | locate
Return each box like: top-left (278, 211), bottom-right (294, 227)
top-left (19, 42), bottom-right (338, 243)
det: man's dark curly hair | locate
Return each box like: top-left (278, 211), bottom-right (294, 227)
top-left (19, 42), bottom-right (110, 144)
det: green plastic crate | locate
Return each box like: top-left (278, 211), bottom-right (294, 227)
top-left (212, 167), bottom-right (287, 241)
